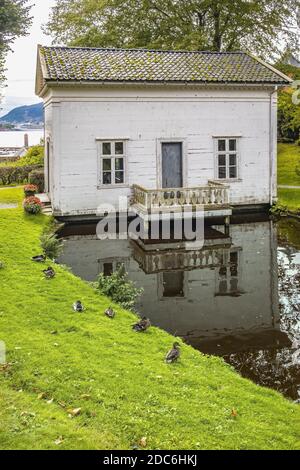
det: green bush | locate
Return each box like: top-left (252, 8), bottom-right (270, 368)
top-left (97, 265), bottom-right (143, 311)
top-left (40, 231), bottom-right (64, 260)
top-left (16, 145), bottom-right (44, 167)
top-left (0, 165), bottom-right (43, 186)
top-left (29, 169), bottom-right (45, 193)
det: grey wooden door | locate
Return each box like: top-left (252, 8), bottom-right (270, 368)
top-left (161, 143), bottom-right (183, 188)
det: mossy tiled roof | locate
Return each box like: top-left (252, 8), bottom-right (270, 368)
top-left (38, 46), bottom-right (290, 86)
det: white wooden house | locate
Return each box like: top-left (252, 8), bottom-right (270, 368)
top-left (35, 46), bottom-right (291, 220)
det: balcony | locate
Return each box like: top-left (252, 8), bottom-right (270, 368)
top-left (131, 181), bottom-right (232, 219)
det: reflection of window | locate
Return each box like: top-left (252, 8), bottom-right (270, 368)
top-left (163, 272), bottom-right (184, 298)
top-left (99, 141), bottom-right (126, 186)
top-left (215, 138), bottom-right (239, 180)
top-left (216, 250), bottom-right (242, 296)
top-left (103, 262), bottom-right (113, 277)
top-left (98, 259), bottom-right (130, 276)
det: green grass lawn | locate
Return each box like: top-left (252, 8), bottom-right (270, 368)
top-left (278, 143), bottom-right (300, 186)
top-left (278, 188), bottom-right (300, 212)
top-left (277, 144), bottom-right (300, 213)
top-left (0, 187), bottom-right (299, 450)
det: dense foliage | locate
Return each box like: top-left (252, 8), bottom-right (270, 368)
top-left (29, 169), bottom-right (45, 193)
top-left (0, 1), bottom-right (32, 87)
top-left (97, 265), bottom-right (143, 311)
top-left (46, 0), bottom-right (300, 58)
top-left (17, 145), bottom-right (44, 167)
top-left (276, 63), bottom-right (300, 143)
top-left (0, 164), bottom-right (42, 186)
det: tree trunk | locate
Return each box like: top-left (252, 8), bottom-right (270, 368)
top-left (212, 6), bottom-right (222, 51)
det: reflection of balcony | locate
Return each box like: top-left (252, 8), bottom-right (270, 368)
top-left (132, 227), bottom-right (233, 274)
top-left (131, 182), bottom-right (232, 219)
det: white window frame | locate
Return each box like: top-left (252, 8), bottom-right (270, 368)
top-left (97, 140), bottom-right (128, 188)
top-left (214, 137), bottom-right (241, 182)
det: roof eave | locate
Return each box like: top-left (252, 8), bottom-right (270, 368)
top-left (44, 79), bottom-right (288, 88)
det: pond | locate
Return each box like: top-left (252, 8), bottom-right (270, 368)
top-left (58, 216), bottom-right (300, 402)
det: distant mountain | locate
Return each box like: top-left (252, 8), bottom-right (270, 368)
top-left (0, 103), bottom-right (44, 125)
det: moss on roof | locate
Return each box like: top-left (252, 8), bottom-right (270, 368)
top-left (38, 46), bottom-right (290, 86)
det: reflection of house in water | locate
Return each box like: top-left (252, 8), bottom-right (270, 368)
top-left (60, 220), bottom-right (289, 357)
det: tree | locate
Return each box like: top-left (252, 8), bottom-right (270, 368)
top-left (46, 0), bottom-right (300, 58)
top-left (275, 61), bottom-right (300, 142)
top-left (0, 0), bottom-right (32, 91)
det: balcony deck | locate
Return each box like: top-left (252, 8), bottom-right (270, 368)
top-left (131, 182), bottom-right (232, 220)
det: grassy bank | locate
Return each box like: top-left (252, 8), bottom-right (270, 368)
top-left (278, 143), bottom-right (300, 186)
top-left (0, 188), bottom-right (299, 450)
top-left (277, 144), bottom-right (300, 214)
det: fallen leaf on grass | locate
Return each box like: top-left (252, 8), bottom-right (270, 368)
top-left (231, 409), bottom-right (238, 418)
top-left (139, 437), bottom-right (147, 448)
top-left (80, 394), bottom-right (91, 400)
top-left (54, 436), bottom-right (64, 446)
top-left (68, 407), bottom-right (82, 418)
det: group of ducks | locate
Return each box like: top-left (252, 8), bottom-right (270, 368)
top-left (32, 254), bottom-right (181, 364)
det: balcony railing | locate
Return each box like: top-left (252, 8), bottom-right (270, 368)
top-left (132, 181), bottom-right (230, 213)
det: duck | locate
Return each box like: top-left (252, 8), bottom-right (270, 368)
top-left (165, 342), bottom-right (181, 364)
top-left (43, 267), bottom-right (55, 279)
top-left (73, 301), bottom-right (84, 313)
top-left (132, 317), bottom-right (151, 332)
top-left (105, 307), bottom-right (116, 319)
top-left (32, 255), bottom-right (46, 263)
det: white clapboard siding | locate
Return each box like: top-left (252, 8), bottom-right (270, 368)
top-left (44, 85), bottom-right (277, 215)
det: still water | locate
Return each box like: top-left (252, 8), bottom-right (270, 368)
top-left (59, 217), bottom-right (300, 401)
top-left (0, 130), bottom-right (44, 147)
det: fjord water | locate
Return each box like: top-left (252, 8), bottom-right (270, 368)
top-left (59, 218), bottom-right (300, 401)
top-left (0, 130), bottom-right (43, 147)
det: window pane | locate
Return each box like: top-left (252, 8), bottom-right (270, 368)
top-left (115, 171), bottom-right (124, 184)
top-left (229, 154), bottom-right (237, 166)
top-left (103, 172), bottom-right (112, 184)
top-left (218, 139), bottom-right (226, 152)
top-left (115, 158), bottom-right (124, 171)
top-left (103, 263), bottom-right (113, 277)
top-left (229, 139), bottom-right (236, 151)
top-left (115, 142), bottom-right (124, 155)
top-left (103, 159), bottom-right (111, 171)
top-left (229, 166), bottom-right (237, 179)
top-left (163, 272), bottom-right (184, 298)
top-left (102, 142), bottom-right (111, 155)
top-left (218, 166), bottom-right (226, 179)
top-left (218, 154), bottom-right (226, 166)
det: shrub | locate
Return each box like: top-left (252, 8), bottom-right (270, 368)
top-left (97, 265), bottom-right (143, 311)
top-left (23, 196), bottom-right (42, 215)
top-left (29, 169), bottom-right (45, 193)
top-left (16, 145), bottom-right (44, 167)
top-left (0, 165), bottom-right (42, 186)
top-left (24, 184), bottom-right (38, 197)
top-left (40, 232), bottom-right (64, 260)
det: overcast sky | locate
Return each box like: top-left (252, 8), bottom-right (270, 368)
top-left (1, 0), bottom-right (56, 115)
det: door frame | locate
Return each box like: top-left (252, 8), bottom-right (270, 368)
top-left (156, 138), bottom-right (187, 189)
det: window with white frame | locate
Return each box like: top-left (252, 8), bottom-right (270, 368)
top-left (216, 138), bottom-right (239, 180)
top-left (99, 141), bottom-right (126, 185)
